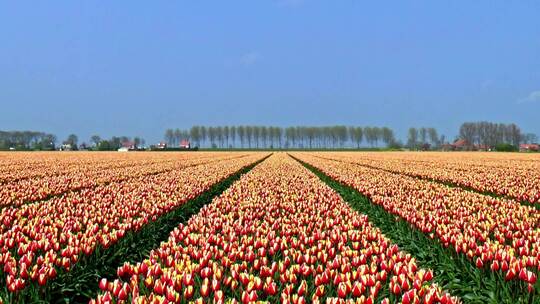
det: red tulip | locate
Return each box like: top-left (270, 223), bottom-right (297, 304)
top-left (505, 268), bottom-right (516, 281)
top-left (38, 273), bottom-right (47, 286)
top-left (214, 290), bottom-right (224, 302)
top-left (490, 261), bottom-right (499, 271)
top-left (166, 286), bottom-right (178, 302)
top-left (153, 279), bottom-right (164, 295)
top-left (475, 257), bottom-right (484, 268)
top-left (183, 273), bottom-right (194, 286)
top-left (315, 285), bottom-right (325, 297)
top-left (200, 278), bottom-right (210, 297)
top-left (337, 282), bottom-right (348, 298)
top-left (201, 267), bottom-right (212, 278)
top-left (98, 278), bottom-right (108, 291)
top-left (117, 286), bottom-right (128, 301)
top-left (241, 291), bottom-right (249, 304)
top-left (352, 281), bottom-right (364, 297)
top-left (390, 282), bottom-right (401, 295)
top-left (183, 285), bottom-right (194, 299)
top-left (402, 289), bottom-right (416, 304)
top-left (297, 280), bottom-right (307, 296)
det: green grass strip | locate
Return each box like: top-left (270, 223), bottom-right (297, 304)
top-left (291, 155), bottom-right (535, 304)
top-left (2, 154), bottom-right (270, 304)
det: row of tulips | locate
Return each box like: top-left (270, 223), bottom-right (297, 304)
top-left (0, 152), bottom-right (249, 207)
top-left (292, 153), bottom-right (540, 292)
top-left (310, 152), bottom-right (540, 204)
top-left (92, 153), bottom-right (458, 304)
top-left (0, 152), bottom-right (183, 183)
top-left (0, 153), bottom-right (267, 297)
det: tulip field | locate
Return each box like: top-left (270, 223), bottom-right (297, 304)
top-left (291, 152), bottom-right (540, 303)
top-left (0, 152), bottom-right (268, 303)
top-left (0, 151), bottom-right (539, 303)
top-left (306, 152), bottom-right (540, 204)
top-left (91, 153), bottom-right (457, 304)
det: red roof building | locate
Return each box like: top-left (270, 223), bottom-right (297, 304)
top-left (180, 140), bottom-right (190, 149)
top-left (452, 139), bottom-right (471, 151)
top-left (475, 144), bottom-right (492, 151)
top-left (520, 144), bottom-right (540, 152)
top-left (122, 141), bottom-right (136, 149)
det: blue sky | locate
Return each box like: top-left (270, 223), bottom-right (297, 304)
top-left (1, 1), bottom-right (539, 144)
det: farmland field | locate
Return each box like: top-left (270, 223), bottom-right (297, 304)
top-left (0, 151), bottom-right (539, 303)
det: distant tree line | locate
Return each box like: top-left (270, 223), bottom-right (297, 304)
top-left (88, 135), bottom-right (145, 151)
top-left (406, 127), bottom-right (443, 150)
top-left (43, 134), bottom-right (145, 151)
top-left (2, 122), bottom-right (537, 152)
top-left (458, 121), bottom-right (537, 148)
top-left (0, 131), bottom-right (147, 151)
top-left (168, 123), bottom-right (538, 151)
top-left (0, 130), bottom-right (57, 150)
top-left (164, 126), bottom-right (400, 149)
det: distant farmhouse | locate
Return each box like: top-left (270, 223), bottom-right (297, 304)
top-left (59, 143), bottom-right (74, 151)
top-left (441, 139), bottom-right (493, 151)
top-left (520, 143), bottom-right (540, 152)
top-left (179, 140), bottom-right (190, 149)
top-left (452, 139), bottom-right (472, 151)
top-left (118, 141), bottom-right (137, 152)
